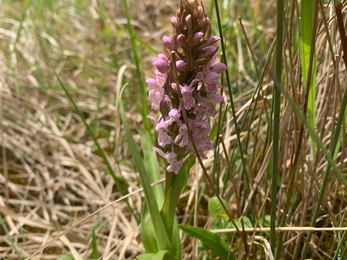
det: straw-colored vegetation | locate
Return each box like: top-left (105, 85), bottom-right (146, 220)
top-left (0, 0), bottom-right (346, 259)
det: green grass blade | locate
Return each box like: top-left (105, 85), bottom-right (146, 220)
top-left (123, 0), bottom-right (150, 131)
top-left (160, 156), bottom-right (194, 258)
top-left (333, 230), bottom-right (347, 260)
top-left (178, 224), bottom-right (235, 260)
top-left (137, 250), bottom-right (177, 260)
top-left (213, 0), bottom-right (249, 195)
top-left (300, 0), bottom-right (317, 156)
top-left (91, 228), bottom-right (99, 259)
top-left (119, 85), bottom-right (171, 252)
top-left (160, 157), bottom-right (194, 226)
top-left (341, 243), bottom-right (347, 260)
top-left (138, 128), bottom-right (165, 254)
top-left (271, 0), bottom-right (284, 252)
top-left (138, 127), bottom-right (164, 208)
top-left (13, 0), bottom-right (33, 49)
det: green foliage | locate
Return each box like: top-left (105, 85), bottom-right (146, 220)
top-left (271, 0), bottom-right (284, 252)
top-left (300, 0), bottom-right (317, 156)
top-left (141, 204), bottom-right (160, 253)
top-left (136, 250), bottom-right (177, 260)
top-left (91, 228), bottom-right (99, 259)
top-left (123, 0), bottom-right (150, 130)
top-left (208, 196), bottom-right (229, 222)
top-left (138, 127), bottom-right (164, 208)
top-left (179, 224), bottom-right (235, 260)
top-left (229, 216), bottom-right (252, 230)
top-left (119, 85), bottom-right (172, 252)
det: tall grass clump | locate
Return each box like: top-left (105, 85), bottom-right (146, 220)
top-left (1, 0), bottom-right (347, 259)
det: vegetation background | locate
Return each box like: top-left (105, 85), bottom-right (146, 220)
top-left (0, 0), bottom-right (346, 259)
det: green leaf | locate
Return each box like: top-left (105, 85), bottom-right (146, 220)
top-left (208, 196), bottom-right (228, 222)
top-left (178, 224), bottom-right (235, 260)
top-left (229, 216), bottom-right (252, 229)
top-left (300, 1), bottom-right (314, 86)
top-left (160, 156), bottom-right (194, 258)
top-left (160, 156), bottom-right (194, 231)
top-left (91, 228), bottom-right (99, 259)
top-left (119, 85), bottom-right (171, 252)
top-left (138, 127), bottom-right (164, 208)
top-left (141, 203), bottom-right (159, 253)
top-left (140, 208), bottom-right (181, 257)
top-left (136, 250), bottom-right (177, 260)
top-left (123, 0), bottom-right (150, 130)
top-left (300, 0), bottom-right (317, 156)
top-left (171, 217), bottom-right (181, 258)
top-left (138, 128), bottom-right (166, 253)
top-left (259, 215), bottom-right (271, 227)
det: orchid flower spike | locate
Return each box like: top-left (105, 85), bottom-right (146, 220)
top-left (146, 0), bottom-right (226, 174)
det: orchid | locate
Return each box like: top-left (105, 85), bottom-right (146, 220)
top-left (146, 0), bottom-right (226, 174)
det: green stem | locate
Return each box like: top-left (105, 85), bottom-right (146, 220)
top-left (213, 0), bottom-right (250, 195)
top-left (271, 0), bottom-right (284, 252)
top-left (123, 0), bottom-right (150, 131)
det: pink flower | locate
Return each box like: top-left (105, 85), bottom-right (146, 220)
top-left (153, 54), bottom-right (170, 74)
top-left (176, 60), bottom-right (186, 71)
top-left (177, 34), bottom-right (188, 48)
top-left (162, 36), bottom-right (172, 51)
top-left (194, 32), bottom-right (204, 43)
top-left (198, 36), bottom-right (220, 50)
top-left (174, 124), bottom-right (189, 148)
top-left (197, 71), bottom-right (219, 85)
top-left (211, 62), bottom-right (227, 74)
top-left (148, 89), bottom-right (164, 110)
top-left (146, 73), bottom-right (167, 110)
top-left (169, 108), bottom-right (181, 124)
top-left (181, 84), bottom-right (196, 110)
top-left (190, 120), bottom-right (210, 136)
top-left (197, 46), bottom-right (218, 59)
top-left (188, 133), bottom-right (213, 159)
top-left (166, 153), bottom-right (182, 174)
top-left (152, 148), bottom-right (182, 174)
top-left (167, 159), bottom-right (182, 174)
top-left (205, 82), bottom-right (222, 93)
top-left (156, 119), bottom-right (171, 147)
top-left (146, 0), bottom-right (226, 174)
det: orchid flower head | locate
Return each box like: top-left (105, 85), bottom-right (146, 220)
top-left (146, 0), bottom-right (226, 174)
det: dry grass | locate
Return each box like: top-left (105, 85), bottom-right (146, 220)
top-left (0, 0), bottom-right (347, 259)
top-left (0, 0), bottom-right (171, 259)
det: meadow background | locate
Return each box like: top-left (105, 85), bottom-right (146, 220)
top-left (0, 0), bottom-right (347, 259)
